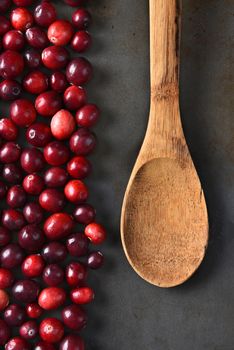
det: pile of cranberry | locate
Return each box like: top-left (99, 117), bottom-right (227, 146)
top-left (0, 0), bottom-right (106, 349)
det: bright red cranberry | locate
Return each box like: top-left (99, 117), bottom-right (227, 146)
top-left (70, 286), bottom-right (94, 305)
top-left (0, 289), bottom-right (9, 311)
top-left (0, 268), bottom-right (14, 288)
top-left (66, 233), bottom-right (89, 257)
top-left (35, 90), bottom-right (62, 117)
top-left (48, 20), bottom-right (73, 46)
top-left (50, 71), bottom-right (68, 93)
top-left (66, 262), bottom-right (87, 287)
top-left (44, 141), bottom-right (70, 166)
top-left (12, 279), bottom-right (39, 303)
top-left (3, 164), bottom-right (23, 184)
top-left (44, 167), bottom-right (68, 188)
top-left (2, 209), bottom-right (25, 230)
top-left (0, 142), bottom-right (21, 163)
top-left (62, 304), bottom-right (87, 330)
top-left (42, 46), bottom-right (69, 70)
top-left (7, 185), bottom-right (26, 208)
top-left (0, 50), bottom-right (24, 79)
top-left (21, 148), bottom-right (45, 173)
top-left (87, 251), bottom-right (104, 269)
top-left (41, 242), bottom-right (67, 263)
top-left (76, 104), bottom-right (100, 128)
top-left (10, 99), bottom-right (36, 127)
top-left (35, 342), bottom-right (56, 350)
top-left (26, 122), bottom-right (52, 147)
top-left (0, 1), bottom-right (11, 13)
top-left (44, 213), bottom-right (74, 240)
top-left (5, 337), bottom-right (30, 350)
top-left (3, 30), bottom-right (25, 51)
top-left (64, 179), bottom-right (89, 204)
top-left (0, 80), bottom-right (22, 101)
top-left (22, 254), bottom-right (45, 277)
top-left (43, 264), bottom-right (64, 286)
top-left (0, 227), bottom-right (10, 247)
top-left (0, 181), bottom-right (8, 199)
top-left (67, 156), bottom-right (91, 179)
top-left (72, 30), bottom-right (92, 52)
top-left (18, 224), bottom-right (45, 252)
top-left (34, 2), bottom-right (57, 28)
top-left (70, 128), bottom-right (96, 155)
top-left (26, 26), bottom-right (48, 49)
top-left (66, 57), bottom-right (93, 85)
top-left (0, 319), bottom-right (10, 345)
top-left (51, 109), bottom-right (76, 140)
top-left (4, 304), bottom-right (26, 326)
top-left (85, 222), bottom-right (106, 244)
top-left (26, 303), bottom-right (42, 319)
top-left (23, 71), bottom-right (48, 95)
top-left (20, 320), bottom-right (38, 340)
top-left (39, 189), bottom-right (65, 213)
top-left (64, 85), bottom-right (87, 111)
top-left (23, 174), bottom-right (44, 195)
top-left (23, 202), bottom-right (44, 224)
top-left (24, 48), bottom-right (41, 68)
top-left (0, 119), bottom-right (18, 141)
top-left (0, 16), bottom-right (11, 36)
top-left (64, 0), bottom-right (85, 6)
top-left (11, 8), bottom-right (34, 31)
top-left (72, 9), bottom-right (92, 30)
top-left (39, 318), bottom-right (64, 344)
top-left (73, 204), bottom-right (96, 224)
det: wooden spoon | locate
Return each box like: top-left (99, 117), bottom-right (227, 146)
top-left (121, 0), bottom-right (209, 287)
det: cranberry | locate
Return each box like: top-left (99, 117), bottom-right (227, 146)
top-left (13, 0), bottom-right (33, 5)
top-left (23, 174), bottom-right (44, 195)
top-left (23, 202), bottom-right (44, 224)
top-left (4, 304), bottom-right (26, 326)
top-left (26, 26), bottom-right (48, 49)
top-left (50, 72), bottom-right (68, 93)
top-left (70, 128), bottom-right (96, 155)
top-left (11, 8), bottom-right (34, 31)
top-left (22, 254), bottom-right (45, 277)
top-left (43, 264), bottom-right (64, 287)
top-left (44, 213), bottom-right (74, 240)
top-left (0, 50), bottom-right (24, 79)
top-left (64, 85), bottom-right (87, 111)
top-left (0, 227), bottom-right (10, 247)
top-left (0, 319), bottom-right (10, 345)
top-left (26, 123), bottom-right (52, 147)
top-left (34, 2), bottom-right (57, 28)
top-left (42, 242), bottom-right (67, 263)
top-left (64, 179), bottom-right (89, 204)
top-left (76, 103), bottom-right (100, 128)
top-left (2, 209), bottom-right (25, 230)
top-left (24, 48), bottom-right (41, 68)
top-left (10, 99), bottom-right (36, 127)
top-left (72, 9), bottom-right (92, 30)
top-left (0, 80), bottom-right (22, 101)
top-left (44, 141), bottom-right (70, 166)
top-left (0, 1), bottom-right (11, 13)
top-left (0, 16), bottom-right (11, 36)
top-left (50, 109), bottom-right (76, 140)
top-left (0, 119), bottom-right (17, 141)
top-left (5, 337), bottom-right (30, 350)
top-left (0, 268), bottom-right (14, 288)
top-left (0, 142), bottom-right (21, 163)
top-left (72, 30), bottom-right (92, 52)
top-left (20, 320), bottom-right (38, 340)
top-left (60, 335), bottom-right (84, 350)
top-left (66, 57), bottom-right (93, 85)
top-left (66, 262), bottom-right (87, 287)
top-left (66, 233), bottom-right (89, 257)
top-left (3, 164), bottom-right (23, 184)
top-left (23, 71), bottom-right (48, 95)
top-left (62, 304), bottom-right (87, 330)
top-left (85, 222), bottom-right (106, 244)
top-left (21, 148), bottom-right (45, 173)
top-left (3, 30), bottom-right (25, 51)
top-left (67, 156), bottom-right (91, 179)
top-left (0, 181), bottom-right (8, 199)
top-left (42, 46), bottom-right (69, 70)
top-left (0, 289), bottom-right (9, 311)
top-left (87, 251), bottom-right (104, 269)
top-left (26, 303), bottom-right (42, 319)
top-left (48, 20), bottom-right (73, 46)
top-left (44, 167), bottom-right (68, 188)
top-left (71, 286), bottom-right (94, 305)
top-left (35, 342), bottom-right (56, 350)
top-left (7, 185), bottom-right (26, 208)
top-left (12, 279), bottom-right (39, 303)
top-left (18, 224), bottom-right (45, 252)
top-left (35, 90), bottom-right (62, 117)
top-left (73, 204), bottom-right (96, 224)
top-left (39, 318), bottom-right (64, 344)
top-left (64, 0), bottom-right (85, 6)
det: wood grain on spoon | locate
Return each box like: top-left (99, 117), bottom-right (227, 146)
top-left (121, 0), bottom-right (209, 287)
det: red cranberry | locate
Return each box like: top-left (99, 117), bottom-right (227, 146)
top-left (34, 2), bottom-right (57, 28)
top-left (73, 203), bottom-right (96, 224)
top-left (0, 319), bottom-right (10, 345)
top-left (66, 233), bottom-right (89, 257)
top-left (2, 209), bottom-right (25, 230)
top-left (23, 202), bottom-right (44, 224)
top-left (43, 264), bottom-right (64, 286)
top-left (0, 50), bottom-right (24, 79)
top-left (22, 254), bottom-right (45, 277)
top-left (64, 85), bottom-right (87, 111)
top-left (24, 48), bottom-right (41, 68)
top-left (70, 286), bottom-right (94, 305)
top-left (72, 30), bottom-right (92, 52)
top-left (76, 103), bottom-right (100, 128)
top-left (0, 289), bottom-right (9, 311)
top-left (12, 279), bottom-right (39, 303)
top-left (66, 262), bottom-right (87, 287)
top-left (23, 71), bottom-right (48, 95)
top-left (10, 99), bottom-right (36, 127)
top-left (35, 91), bottom-right (62, 117)
top-left (26, 303), bottom-right (42, 319)
top-left (11, 8), bottom-right (34, 31)
top-left (0, 119), bottom-right (17, 141)
top-left (66, 57), bottom-right (93, 86)
top-left (0, 142), bottom-right (21, 163)
top-left (70, 128), bottom-right (96, 155)
top-left (48, 20), bottom-right (73, 46)
top-left (72, 9), bottom-right (92, 30)
top-left (26, 26), bottom-right (48, 49)
top-left (26, 123), bottom-right (52, 147)
top-left (44, 167), bottom-right (68, 188)
top-left (64, 179), bottom-right (89, 204)
top-left (3, 30), bottom-right (25, 51)
top-left (35, 342), bottom-right (56, 350)
top-left (0, 268), bottom-right (14, 288)
top-left (87, 251), bottom-right (104, 269)
top-left (41, 242), bottom-right (67, 263)
top-left (64, 0), bottom-right (85, 6)
top-left (3, 164), bottom-right (23, 184)
top-left (0, 16), bottom-right (11, 36)
top-left (0, 181), bottom-right (8, 199)
top-left (21, 148), bottom-right (45, 173)
top-left (0, 1), bottom-right (11, 13)
top-left (4, 304), bottom-right (26, 326)
top-left (50, 72), bottom-right (68, 93)
top-left (60, 335), bottom-right (84, 350)
top-left (39, 189), bottom-right (65, 213)
top-left (7, 185), bottom-right (26, 208)
top-left (51, 109), bottom-right (76, 140)
top-left (39, 318), bottom-right (64, 344)
top-left (0, 80), bottom-right (22, 101)
top-left (44, 213), bottom-right (74, 240)
top-left (23, 174), bottom-right (44, 195)
top-left (42, 46), bottom-right (69, 70)
top-left (0, 227), bottom-right (10, 246)
top-left (44, 141), bottom-right (70, 166)
top-left (85, 222), bottom-right (106, 244)
top-left (5, 337), bottom-right (30, 350)
top-left (67, 156), bottom-right (91, 179)
top-left (20, 320), bottom-right (38, 340)
top-left (13, 0), bottom-right (33, 4)
top-left (18, 224), bottom-right (45, 252)
top-left (62, 304), bottom-right (87, 330)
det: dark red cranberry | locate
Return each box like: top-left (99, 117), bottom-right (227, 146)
top-left (23, 174), bottom-right (44, 195)
top-left (21, 148), bottom-right (45, 173)
top-left (43, 265), bottom-right (64, 286)
top-left (64, 179), bottom-right (89, 204)
top-left (0, 16), bottom-right (11, 36)
top-left (20, 320), bottom-right (38, 340)
top-left (64, 0), bottom-right (85, 6)
top-left (0, 268), bottom-right (14, 288)
top-left (12, 279), bottom-right (39, 303)
top-left (62, 304), bottom-right (87, 330)
top-left (10, 99), bottom-right (36, 127)
top-left (66, 57), bottom-right (93, 85)
top-left (24, 48), bottom-right (41, 68)
top-left (3, 164), bottom-right (23, 184)
top-left (75, 203), bottom-right (95, 225)
top-left (63, 85), bottom-right (86, 111)
top-left (0, 119), bottom-right (18, 141)
top-left (44, 213), bottom-right (74, 240)
top-left (51, 109), bottom-right (76, 140)
top-left (26, 123), bottom-right (52, 147)
top-left (23, 71), bottom-right (48, 95)
top-left (3, 30), bottom-right (25, 51)
top-left (26, 26), bottom-right (48, 49)
top-left (67, 156), bottom-right (91, 179)
top-left (42, 46), bottom-right (69, 70)
top-left (39, 189), bottom-right (65, 213)
top-left (48, 20), bottom-right (73, 46)
top-left (72, 30), bottom-right (92, 52)
top-left (70, 128), bottom-right (96, 155)
top-left (11, 8), bottom-right (34, 31)
top-left (18, 224), bottom-right (45, 252)
top-left (59, 335), bottom-right (84, 350)
top-left (0, 180), bottom-right (7, 199)
top-left (4, 304), bottom-right (26, 326)
top-left (35, 342), bottom-right (56, 350)
top-left (35, 90), bottom-right (62, 117)
top-left (13, 0), bottom-right (33, 5)
top-left (66, 233), bottom-right (89, 257)
top-left (0, 227), bottom-right (10, 247)
top-left (72, 9), bottom-right (91, 30)
top-left (87, 251), bottom-right (104, 269)
top-left (76, 103), bottom-right (100, 128)
top-left (0, 244), bottom-right (24, 269)
top-left (44, 167), bottom-right (68, 188)
top-left (44, 141), bottom-right (70, 166)
top-left (39, 318), bottom-right (64, 344)
top-left (70, 286), bottom-right (94, 305)
top-left (0, 50), bottom-right (24, 79)
top-left (34, 2), bottom-right (57, 28)
top-left (0, 80), bottom-right (22, 101)
top-left (39, 287), bottom-right (66, 310)
top-left (5, 337), bottom-right (30, 350)
top-left (26, 303), bottom-right (42, 319)
top-left (2, 209), bottom-right (25, 230)
top-left (42, 242), bottom-right (67, 263)
top-left (0, 1), bottom-right (11, 13)
top-left (23, 202), bottom-right (44, 224)
top-left (0, 142), bottom-right (21, 163)
top-left (50, 72), bottom-right (68, 93)
top-left (0, 319), bottom-right (10, 345)
top-left (22, 254), bottom-right (45, 277)
top-left (66, 262), bottom-right (87, 287)
top-left (7, 185), bottom-right (26, 208)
